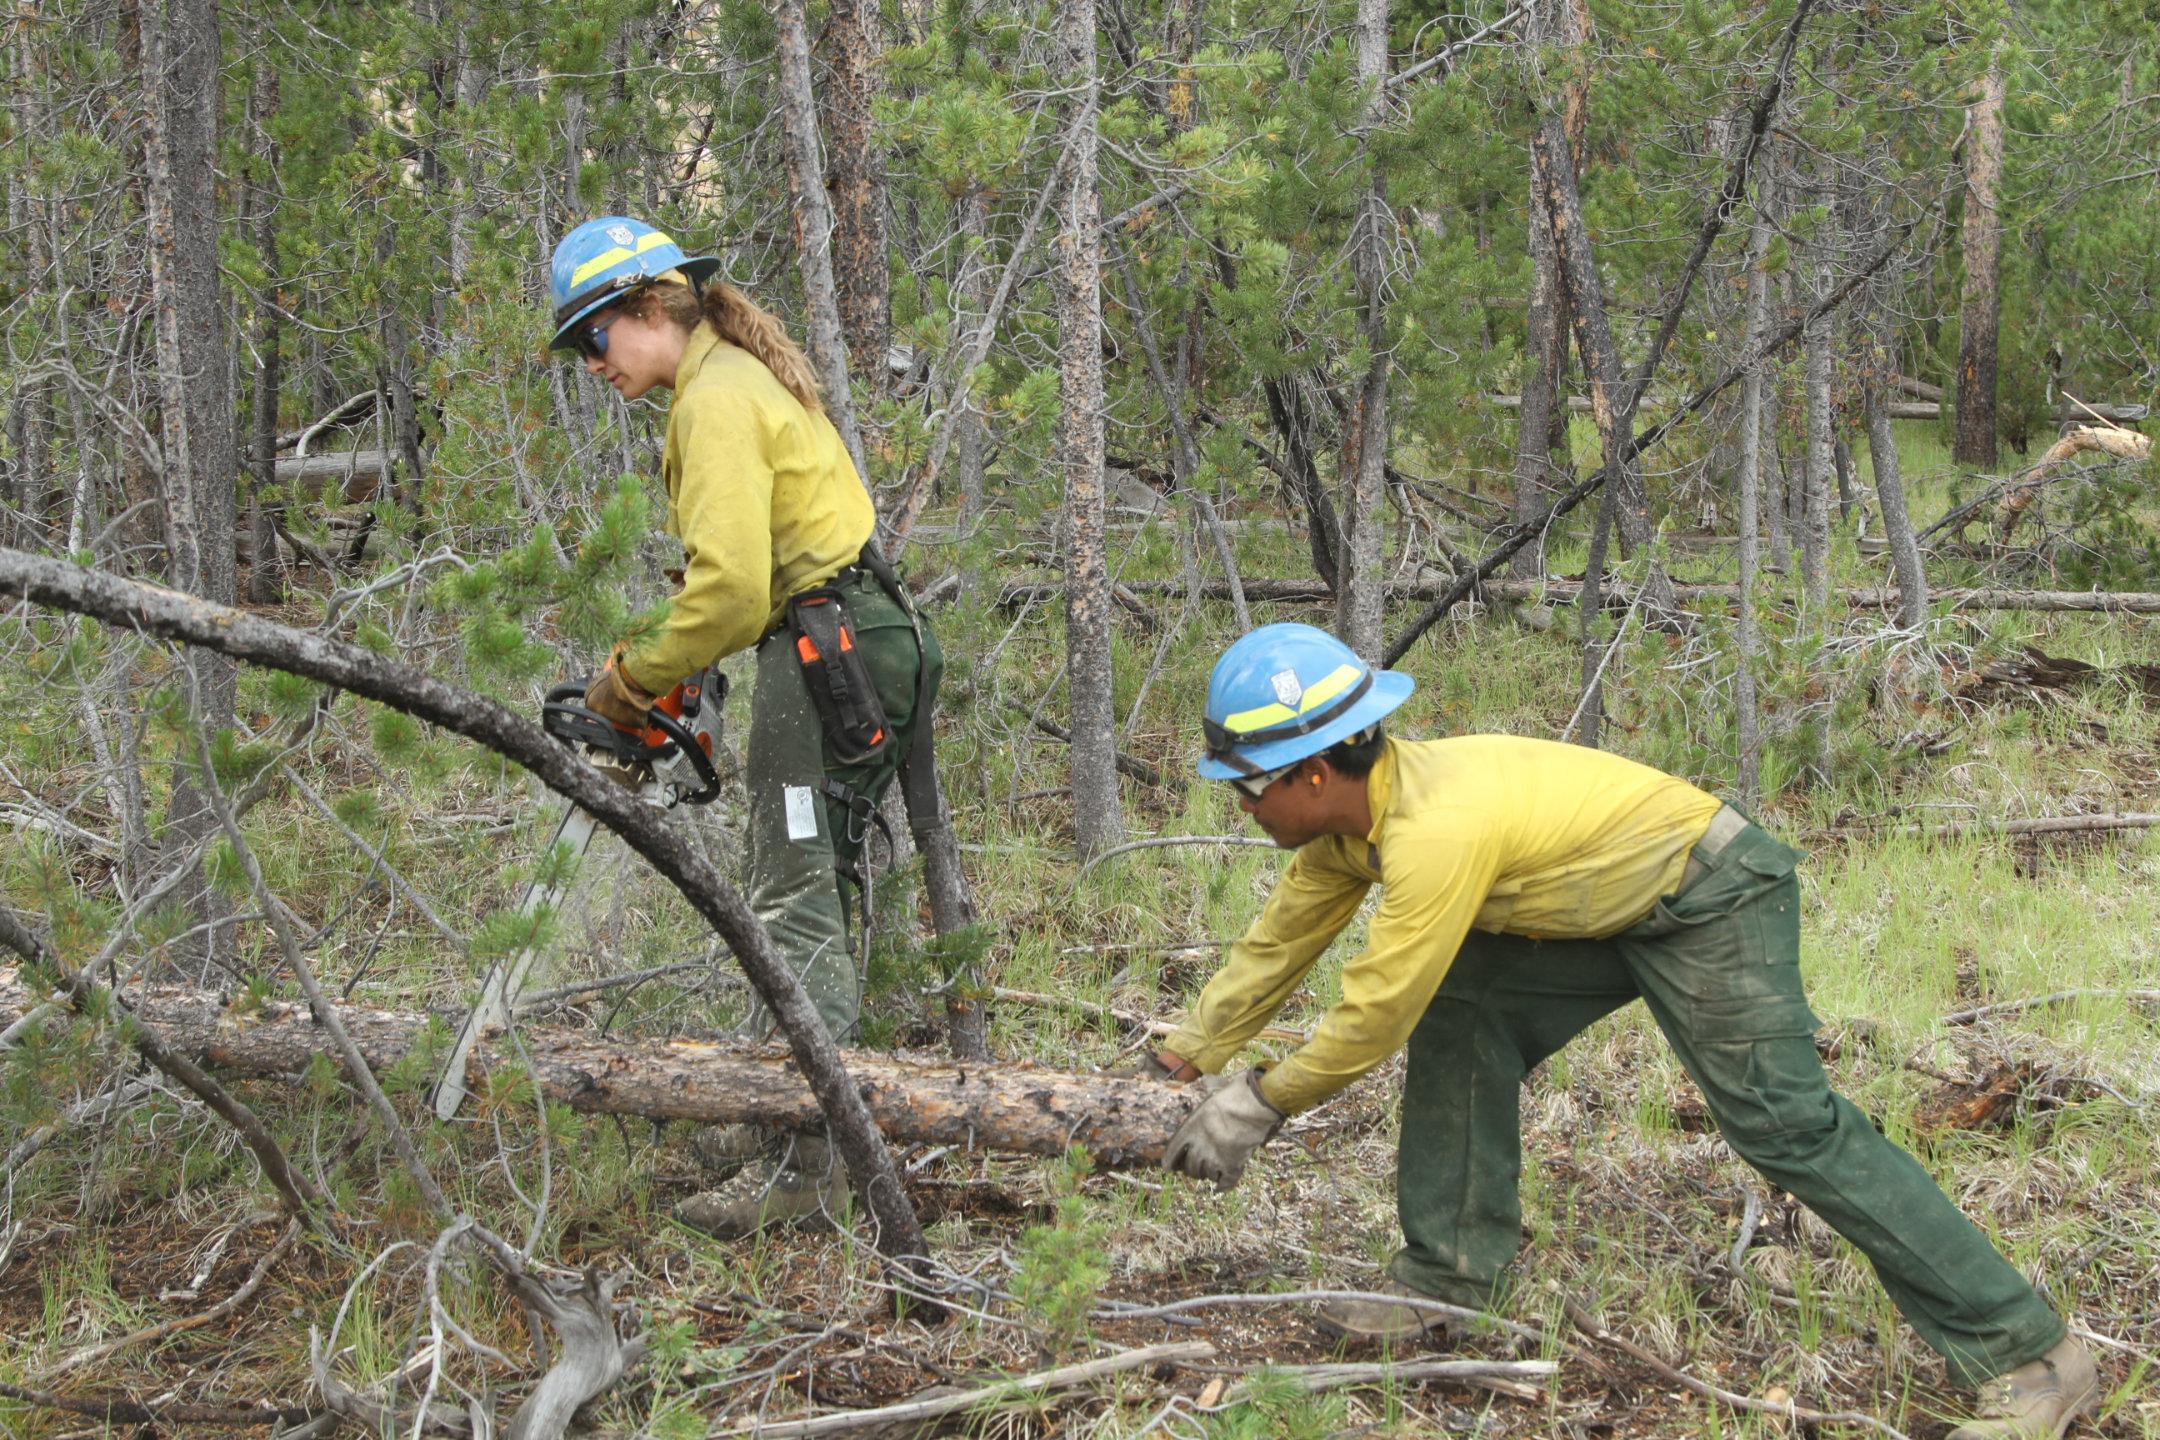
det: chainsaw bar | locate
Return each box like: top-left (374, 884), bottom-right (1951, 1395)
top-left (431, 668), bottom-right (724, 1121)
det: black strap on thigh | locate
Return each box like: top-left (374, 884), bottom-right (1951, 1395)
top-left (853, 540), bottom-right (945, 838)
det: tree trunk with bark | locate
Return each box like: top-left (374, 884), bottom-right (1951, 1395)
top-left (1335, 0), bottom-right (1391, 661)
top-left (1531, 113), bottom-right (1645, 746)
top-left (0, 968), bottom-right (1198, 1168)
top-left (1271, 375), bottom-right (1344, 592)
top-left (1953, 56), bottom-right (2005, 470)
top-left (1206, 246), bottom-right (1342, 593)
top-left (141, 0), bottom-right (236, 969)
top-left (141, 0), bottom-right (235, 614)
top-left (1054, 0), bottom-right (1123, 859)
top-left (1531, 117), bottom-right (1650, 553)
top-left (1801, 253), bottom-right (1834, 611)
top-left (1510, 149), bottom-right (1568, 580)
top-left (245, 38), bottom-right (285, 604)
top-left (1864, 372), bottom-right (1927, 629)
top-left (771, 0), bottom-right (871, 484)
top-left (1856, 176), bottom-right (1929, 630)
top-left (1735, 197), bottom-right (1775, 807)
top-left (952, 191), bottom-right (995, 517)
top-left (820, 0), bottom-right (891, 394)
top-left (6, 16), bottom-right (57, 548)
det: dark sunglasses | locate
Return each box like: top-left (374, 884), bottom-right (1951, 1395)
top-left (571, 305), bottom-right (628, 361)
top-left (1230, 763), bottom-right (1296, 800)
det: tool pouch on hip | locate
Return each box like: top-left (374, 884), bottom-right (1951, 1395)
top-left (785, 586), bottom-right (894, 766)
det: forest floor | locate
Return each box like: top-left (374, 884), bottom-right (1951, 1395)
top-left (4, 422), bottom-right (2158, 1437)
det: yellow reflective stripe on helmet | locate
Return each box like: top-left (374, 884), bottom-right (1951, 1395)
top-left (570, 247), bottom-right (633, 287)
top-left (1221, 662), bottom-right (1363, 735)
top-left (568, 231), bottom-right (676, 289)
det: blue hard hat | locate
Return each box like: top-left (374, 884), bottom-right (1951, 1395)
top-left (1198, 623), bottom-right (1413, 780)
top-left (547, 216), bottom-right (720, 350)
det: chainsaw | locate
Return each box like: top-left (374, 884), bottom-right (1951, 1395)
top-left (431, 668), bottom-right (725, 1121)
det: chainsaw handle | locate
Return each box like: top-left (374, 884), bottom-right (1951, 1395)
top-left (542, 679), bottom-right (722, 805)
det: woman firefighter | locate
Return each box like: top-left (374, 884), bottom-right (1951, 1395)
top-left (547, 215), bottom-right (940, 1238)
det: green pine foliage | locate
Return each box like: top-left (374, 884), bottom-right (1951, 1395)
top-left (1010, 1146), bottom-right (1111, 1354)
top-left (2, 0), bottom-right (2157, 1431)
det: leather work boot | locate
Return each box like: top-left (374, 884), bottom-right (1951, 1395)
top-left (1948, 1337), bottom-right (2099, 1440)
top-left (1314, 1278), bottom-right (1465, 1347)
top-left (674, 1135), bottom-right (842, 1241)
top-left (689, 1123), bottom-right (769, 1178)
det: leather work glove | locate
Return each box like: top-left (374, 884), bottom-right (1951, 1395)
top-left (584, 645), bottom-right (658, 730)
top-left (1161, 1069), bottom-right (1284, 1191)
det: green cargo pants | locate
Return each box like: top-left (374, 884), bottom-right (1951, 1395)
top-left (1389, 815), bottom-right (2065, 1385)
top-left (743, 569), bottom-right (941, 1044)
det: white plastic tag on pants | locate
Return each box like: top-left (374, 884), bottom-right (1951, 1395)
top-left (784, 784), bottom-right (820, 841)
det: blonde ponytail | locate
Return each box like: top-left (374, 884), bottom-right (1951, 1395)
top-left (700, 282), bottom-right (825, 415)
top-left (630, 278), bottom-right (827, 416)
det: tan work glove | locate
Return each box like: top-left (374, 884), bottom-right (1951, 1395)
top-left (1162, 1069), bottom-right (1284, 1190)
top-left (584, 645), bottom-right (658, 730)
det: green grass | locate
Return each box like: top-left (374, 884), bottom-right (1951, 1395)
top-left (2, 414), bottom-right (2157, 1435)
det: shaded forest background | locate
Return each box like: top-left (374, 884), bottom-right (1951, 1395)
top-left (3, 0), bottom-right (2159, 1434)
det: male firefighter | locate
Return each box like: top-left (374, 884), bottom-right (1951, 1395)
top-left (1144, 622), bottom-right (2095, 1440)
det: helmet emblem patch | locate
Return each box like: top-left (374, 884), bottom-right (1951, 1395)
top-left (606, 224), bottom-right (636, 246)
top-left (1270, 669), bottom-right (1303, 708)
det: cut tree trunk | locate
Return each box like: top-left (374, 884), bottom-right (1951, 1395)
top-left (1889, 398), bottom-right (2148, 424)
top-left (0, 967), bottom-right (1200, 1168)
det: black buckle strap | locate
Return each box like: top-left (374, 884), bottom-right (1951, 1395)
top-left (1202, 670), bottom-right (1374, 765)
top-left (553, 273), bottom-right (650, 329)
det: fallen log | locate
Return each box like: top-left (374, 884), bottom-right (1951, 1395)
top-left (1001, 576), bottom-right (2160, 615)
top-left (1916, 425), bottom-right (2154, 544)
top-left (1886, 376), bottom-right (2145, 423)
top-left (0, 966), bottom-right (1200, 1169)
top-left (1992, 425), bottom-right (2152, 540)
top-left (273, 448), bottom-right (390, 502)
top-left (1485, 383), bottom-right (2146, 425)
top-left (1882, 400), bottom-right (2150, 422)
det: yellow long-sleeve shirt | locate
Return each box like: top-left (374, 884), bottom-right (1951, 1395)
top-left (1163, 736), bottom-right (1725, 1115)
top-left (620, 325), bottom-right (875, 694)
